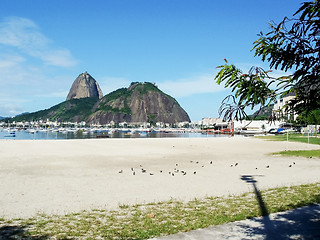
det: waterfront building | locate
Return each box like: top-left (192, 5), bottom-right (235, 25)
top-left (273, 93), bottom-right (298, 121)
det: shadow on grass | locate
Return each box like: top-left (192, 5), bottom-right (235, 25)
top-left (0, 225), bottom-right (48, 240)
top-left (241, 175), bottom-right (275, 239)
top-left (241, 175), bottom-right (268, 216)
top-left (240, 175), bottom-right (320, 239)
top-left (235, 203), bottom-right (320, 239)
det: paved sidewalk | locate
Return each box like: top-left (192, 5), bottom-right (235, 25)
top-left (151, 204), bottom-right (320, 240)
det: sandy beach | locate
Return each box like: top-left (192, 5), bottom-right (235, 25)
top-left (0, 136), bottom-right (319, 219)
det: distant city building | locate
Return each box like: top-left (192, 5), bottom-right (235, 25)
top-left (201, 117), bottom-right (223, 126)
top-left (201, 118), bottom-right (231, 132)
top-left (273, 93), bottom-right (298, 121)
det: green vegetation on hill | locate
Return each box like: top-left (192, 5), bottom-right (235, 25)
top-left (50, 98), bottom-right (97, 122)
top-left (3, 81), bottom-right (189, 124)
top-left (97, 88), bottom-right (132, 115)
top-left (249, 104), bottom-right (274, 120)
top-left (102, 88), bottom-right (130, 102)
top-left (134, 82), bottom-right (160, 95)
top-left (131, 82), bottom-right (175, 101)
top-left (96, 82), bottom-right (177, 117)
top-left (9, 98), bottom-right (97, 123)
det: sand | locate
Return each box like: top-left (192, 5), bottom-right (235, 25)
top-left (0, 136), bottom-right (319, 219)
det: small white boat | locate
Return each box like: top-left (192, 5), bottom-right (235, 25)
top-left (239, 127), bottom-right (265, 135)
top-left (27, 129), bottom-right (37, 134)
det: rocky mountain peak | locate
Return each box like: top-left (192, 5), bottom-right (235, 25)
top-left (88, 82), bottom-right (191, 124)
top-left (66, 72), bottom-right (103, 100)
top-left (10, 78), bottom-right (190, 125)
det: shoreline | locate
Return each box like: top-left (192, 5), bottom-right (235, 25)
top-left (1, 137), bottom-right (319, 219)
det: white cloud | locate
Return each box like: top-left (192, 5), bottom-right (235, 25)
top-left (37, 90), bottom-right (69, 98)
top-left (0, 54), bottom-right (74, 116)
top-left (0, 55), bottom-right (44, 86)
top-left (41, 49), bottom-right (77, 67)
top-left (0, 105), bottom-right (22, 117)
top-left (99, 76), bottom-right (132, 95)
top-left (0, 17), bottom-right (47, 47)
top-left (158, 73), bottom-right (225, 98)
top-left (0, 17), bottom-right (79, 116)
top-left (0, 55), bottom-right (25, 68)
top-left (0, 96), bottom-right (26, 117)
top-left (0, 16), bottom-right (77, 67)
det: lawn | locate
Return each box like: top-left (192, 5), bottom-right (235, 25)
top-left (272, 149), bottom-right (320, 158)
top-left (256, 133), bottom-right (320, 145)
top-left (256, 134), bottom-right (320, 158)
top-left (1, 183), bottom-right (319, 239)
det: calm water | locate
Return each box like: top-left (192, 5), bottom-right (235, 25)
top-left (0, 129), bottom-right (228, 140)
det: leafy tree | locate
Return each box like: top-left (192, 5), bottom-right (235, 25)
top-left (215, 1), bottom-right (320, 122)
top-left (297, 109), bottom-right (320, 125)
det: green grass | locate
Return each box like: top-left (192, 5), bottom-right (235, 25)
top-left (272, 149), bottom-right (320, 158)
top-left (256, 133), bottom-right (320, 145)
top-left (1, 183), bottom-right (319, 239)
top-left (257, 134), bottom-right (320, 158)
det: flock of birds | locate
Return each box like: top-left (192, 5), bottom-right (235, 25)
top-left (117, 145), bottom-right (299, 176)
top-left (118, 160), bottom-right (215, 176)
top-left (118, 160), bottom-right (298, 176)
top-left (117, 144), bottom-right (213, 176)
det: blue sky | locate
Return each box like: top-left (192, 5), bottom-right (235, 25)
top-left (0, 0), bottom-right (304, 121)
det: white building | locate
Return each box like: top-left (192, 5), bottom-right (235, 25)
top-left (233, 120), bottom-right (285, 133)
top-left (201, 117), bottom-right (223, 126)
top-left (273, 93), bottom-right (298, 120)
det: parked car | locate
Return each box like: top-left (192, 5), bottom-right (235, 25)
top-left (276, 128), bottom-right (285, 134)
top-left (268, 128), bottom-right (278, 134)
